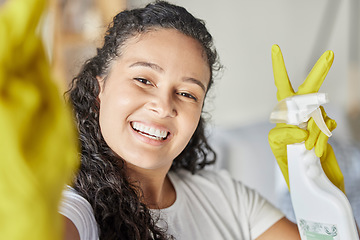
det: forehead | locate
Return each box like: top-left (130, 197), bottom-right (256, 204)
top-left (115, 28), bottom-right (211, 84)
top-left (121, 28), bottom-right (207, 59)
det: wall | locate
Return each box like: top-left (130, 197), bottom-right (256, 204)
top-left (127, 0), bottom-right (359, 131)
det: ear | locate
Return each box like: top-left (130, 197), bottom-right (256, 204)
top-left (96, 76), bottom-right (104, 98)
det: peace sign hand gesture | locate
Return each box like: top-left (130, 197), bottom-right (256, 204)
top-left (268, 45), bottom-right (344, 193)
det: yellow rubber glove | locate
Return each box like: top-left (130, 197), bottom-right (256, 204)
top-left (268, 44), bottom-right (345, 193)
top-left (0, 0), bottom-right (79, 239)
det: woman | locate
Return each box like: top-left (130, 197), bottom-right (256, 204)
top-left (60, 1), bottom-right (308, 239)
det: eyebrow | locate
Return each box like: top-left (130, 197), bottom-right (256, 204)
top-left (184, 77), bottom-right (206, 92)
top-left (129, 61), bottom-right (164, 72)
top-left (129, 61), bottom-right (207, 92)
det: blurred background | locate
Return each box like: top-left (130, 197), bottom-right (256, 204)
top-left (1, 0), bottom-right (359, 223)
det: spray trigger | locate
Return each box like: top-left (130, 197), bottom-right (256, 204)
top-left (309, 107), bottom-right (332, 137)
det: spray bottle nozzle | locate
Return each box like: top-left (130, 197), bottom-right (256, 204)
top-left (309, 107), bottom-right (332, 137)
top-left (270, 93), bottom-right (332, 137)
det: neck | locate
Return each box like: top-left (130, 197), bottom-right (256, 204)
top-left (127, 165), bottom-right (176, 209)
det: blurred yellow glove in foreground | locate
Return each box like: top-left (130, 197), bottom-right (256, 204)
top-left (0, 0), bottom-right (79, 239)
top-left (268, 44), bottom-right (345, 193)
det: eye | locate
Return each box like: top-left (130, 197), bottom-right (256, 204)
top-left (134, 77), bottom-right (153, 86)
top-left (177, 92), bottom-right (197, 101)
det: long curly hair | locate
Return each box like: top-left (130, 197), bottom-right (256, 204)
top-left (67, 1), bottom-right (221, 239)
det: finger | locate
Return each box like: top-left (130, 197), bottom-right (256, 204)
top-left (314, 133), bottom-right (329, 157)
top-left (297, 50), bottom-right (334, 95)
top-left (320, 145), bottom-right (345, 193)
top-left (305, 118), bottom-right (321, 150)
top-left (314, 114), bottom-right (336, 157)
top-left (1, 0), bottom-right (46, 40)
top-left (314, 129), bottom-right (327, 159)
top-left (268, 124), bottom-right (308, 145)
top-left (0, 0), bottom-right (47, 87)
top-left (322, 106), bottom-right (337, 132)
top-left (271, 44), bottom-right (295, 101)
top-left (276, 158), bottom-right (290, 190)
top-left (305, 106), bottom-right (336, 152)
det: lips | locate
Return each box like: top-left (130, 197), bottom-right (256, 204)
top-left (131, 122), bottom-right (169, 140)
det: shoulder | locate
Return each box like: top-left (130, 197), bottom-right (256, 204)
top-left (59, 186), bottom-right (99, 240)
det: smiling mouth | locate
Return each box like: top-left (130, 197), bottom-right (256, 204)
top-left (131, 122), bottom-right (169, 140)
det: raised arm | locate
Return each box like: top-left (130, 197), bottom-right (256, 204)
top-left (0, 0), bottom-right (79, 239)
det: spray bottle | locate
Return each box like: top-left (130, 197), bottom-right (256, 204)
top-left (270, 93), bottom-right (358, 240)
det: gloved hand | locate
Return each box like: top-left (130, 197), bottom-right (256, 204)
top-left (0, 0), bottom-right (79, 239)
top-left (268, 44), bottom-right (345, 193)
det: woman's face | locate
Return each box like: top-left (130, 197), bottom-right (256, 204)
top-left (98, 29), bottom-right (210, 172)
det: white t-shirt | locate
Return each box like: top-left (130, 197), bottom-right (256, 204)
top-left (59, 169), bottom-right (284, 240)
top-left (59, 186), bottom-right (99, 240)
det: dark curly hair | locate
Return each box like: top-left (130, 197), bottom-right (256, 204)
top-left (67, 1), bottom-right (221, 239)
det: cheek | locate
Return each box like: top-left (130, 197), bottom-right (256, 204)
top-left (98, 90), bottom-right (130, 138)
top-left (98, 101), bottom-right (115, 143)
top-left (182, 108), bottom-right (202, 138)
top-left (99, 87), bottom-right (137, 118)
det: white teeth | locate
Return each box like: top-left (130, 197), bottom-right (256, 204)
top-left (132, 122), bottom-right (168, 139)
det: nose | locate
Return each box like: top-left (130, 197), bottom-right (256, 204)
top-left (147, 93), bottom-right (177, 118)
